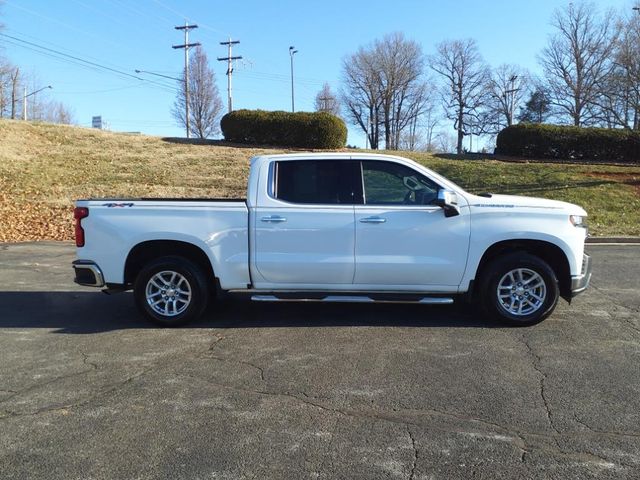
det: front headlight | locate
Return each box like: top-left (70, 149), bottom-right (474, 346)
top-left (570, 215), bottom-right (587, 227)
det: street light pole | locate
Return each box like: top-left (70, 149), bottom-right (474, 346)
top-left (289, 46), bottom-right (298, 112)
top-left (23, 85), bottom-right (52, 121)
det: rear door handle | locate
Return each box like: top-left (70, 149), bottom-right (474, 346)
top-left (359, 216), bottom-right (386, 224)
top-left (261, 215), bottom-right (287, 223)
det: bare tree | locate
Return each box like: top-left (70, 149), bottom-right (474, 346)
top-left (341, 32), bottom-right (430, 150)
top-left (539, 2), bottom-right (618, 126)
top-left (172, 46), bottom-right (223, 139)
top-left (433, 131), bottom-right (457, 154)
top-left (21, 78), bottom-right (74, 124)
top-left (9, 66), bottom-right (19, 119)
top-left (44, 101), bottom-right (74, 124)
top-left (422, 99), bottom-right (441, 151)
top-left (0, 62), bottom-right (11, 118)
top-left (484, 64), bottom-right (530, 131)
top-left (375, 33), bottom-right (429, 150)
top-left (314, 82), bottom-right (341, 117)
top-left (429, 38), bottom-right (489, 154)
top-left (598, 10), bottom-right (640, 129)
top-left (400, 88), bottom-right (441, 151)
top-left (341, 46), bottom-right (382, 149)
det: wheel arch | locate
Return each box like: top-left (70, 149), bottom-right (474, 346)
top-left (124, 240), bottom-right (217, 291)
top-left (474, 239), bottom-right (572, 301)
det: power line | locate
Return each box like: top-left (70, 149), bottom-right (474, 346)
top-left (149, 0), bottom-right (230, 36)
top-left (239, 71), bottom-right (326, 87)
top-left (150, 0), bottom-right (189, 20)
top-left (0, 33), bottom-right (177, 94)
top-left (55, 84), bottom-right (145, 95)
top-left (68, 0), bottom-right (132, 30)
top-left (104, 0), bottom-right (175, 30)
top-left (3, 0), bottom-right (128, 51)
top-left (4, 27), bottom-right (155, 83)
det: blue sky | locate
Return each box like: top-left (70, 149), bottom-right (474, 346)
top-left (1, 0), bottom-right (635, 146)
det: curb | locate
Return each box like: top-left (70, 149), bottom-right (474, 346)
top-left (586, 237), bottom-right (640, 244)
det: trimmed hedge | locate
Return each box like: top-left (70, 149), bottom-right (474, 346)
top-left (496, 124), bottom-right (640, 163)
top-left (220, 109), bottom-right (347, 149)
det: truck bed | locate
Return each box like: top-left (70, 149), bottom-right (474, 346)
top-left (78, 197), bottom-right (247, 202)
top-left (75, 198), bottom-right (250, 289)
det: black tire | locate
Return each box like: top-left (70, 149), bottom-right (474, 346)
top-left (478, 252), bottom-right (559, 326)
top-left (134, 255), bottom-right (209, 327)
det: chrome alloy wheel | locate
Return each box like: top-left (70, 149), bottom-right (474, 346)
top-left (497, 268), bottom-right (547, 316)
top-left (145, 270), bottom-right (192, 317)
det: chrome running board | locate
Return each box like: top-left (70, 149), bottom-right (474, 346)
top-left (250, 295), bottom-right (453, 305)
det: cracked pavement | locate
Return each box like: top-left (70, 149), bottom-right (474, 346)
top-left (0, 241), bottom-right (639, 479)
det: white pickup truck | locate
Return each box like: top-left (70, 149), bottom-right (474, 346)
top-left (73, 153), bottom-right (591, 327)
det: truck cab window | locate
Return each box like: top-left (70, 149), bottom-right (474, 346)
top-left (361, 160), bottom-right (440, 206)
top-left (274, 160), bottom-right (361, 204)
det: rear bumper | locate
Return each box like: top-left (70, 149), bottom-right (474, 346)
top-left (72, 260), bottom-right (105, 287)
top-left (570, 254), bottom-right (592, 297)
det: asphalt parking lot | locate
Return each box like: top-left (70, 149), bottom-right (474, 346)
top-left (0, 242), bottom-right (638, 479)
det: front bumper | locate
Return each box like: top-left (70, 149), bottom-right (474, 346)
top-left (570, 254), bottom-right (592, 297)
top-left (72, 260), bottom-right (105, 287)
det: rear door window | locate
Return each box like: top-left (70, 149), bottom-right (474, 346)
top-left (274, 160), bottom-right (361, 205)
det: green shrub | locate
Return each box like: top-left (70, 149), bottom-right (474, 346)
top-left (220, 109), bottom-right (347, 149)
top-left (496, 124), bottom-right (640, 163)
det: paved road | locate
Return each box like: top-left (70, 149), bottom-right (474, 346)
top-left (0, 242), bottom-right (638, 479)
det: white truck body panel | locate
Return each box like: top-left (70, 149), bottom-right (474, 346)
top-left (252, 204), bottom-right (356, 285)
top-left (75, 153), bottom-right (589, 299)
top-left (76, 200), bottom-right (250, 290)
top-left (353, 205), bottom-right (470, 287)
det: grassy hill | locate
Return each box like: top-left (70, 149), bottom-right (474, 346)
top-left (1, 118), bottom-right (639, 242)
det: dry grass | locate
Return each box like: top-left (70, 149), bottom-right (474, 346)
top-left (1, 119), bottom-right (639, 242)
top-left (0, 119), bottom-right (285, 242)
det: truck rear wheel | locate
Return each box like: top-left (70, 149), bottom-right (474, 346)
top-left (134, 256), bottom-right (209, 327)
top-left (479, 252), bottom-right (559, 326)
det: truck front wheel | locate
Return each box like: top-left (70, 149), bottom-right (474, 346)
top-left (479, 252), bottom-right (559, 326)
top-left (134, 256), bottom-right (209, 327)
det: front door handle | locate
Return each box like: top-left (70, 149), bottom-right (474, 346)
top-left (261, 215), bottom-right (287, 223)
top-left (359, 216), bottom-right (386, 224)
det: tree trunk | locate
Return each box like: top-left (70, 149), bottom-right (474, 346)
top-left (384, 107), bottom-right (391, 150)
top-left (456, 108), bottom-right (464, 155)
top-left (10, 68), bottom-right (19, 120)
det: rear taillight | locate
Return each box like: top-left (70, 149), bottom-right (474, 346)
top-left (74, 207), bottom-right (89, 247)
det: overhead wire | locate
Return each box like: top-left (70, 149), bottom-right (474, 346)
top-left (67, 0), bottom-right (134, 31)
top-left (55, 84), bottom-right (146, 95)
top-left (103, 0), bottom-right (176, 30)
top-left (3, 0), bottom-right (129, 51)
top-left (147, 0), bottom-right (232, 40)
top-left (4, 27), bottom-right (148, 80)
top-left (0, 33), bottom-right (177, 94)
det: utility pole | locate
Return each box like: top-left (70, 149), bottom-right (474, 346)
top-left (289, 46), bottom-right (298, 112)
top-left (173, 22), bottom-right (200, 138)
top-left (317, 95), bottom-right (332, 112)
top-left (505, 75), bottom-right (519, 126)
top-left (217, 39), bottom-right (242, 113)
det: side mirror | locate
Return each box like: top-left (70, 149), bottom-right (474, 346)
top-left (435, 189), bottom-right (461, 218)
